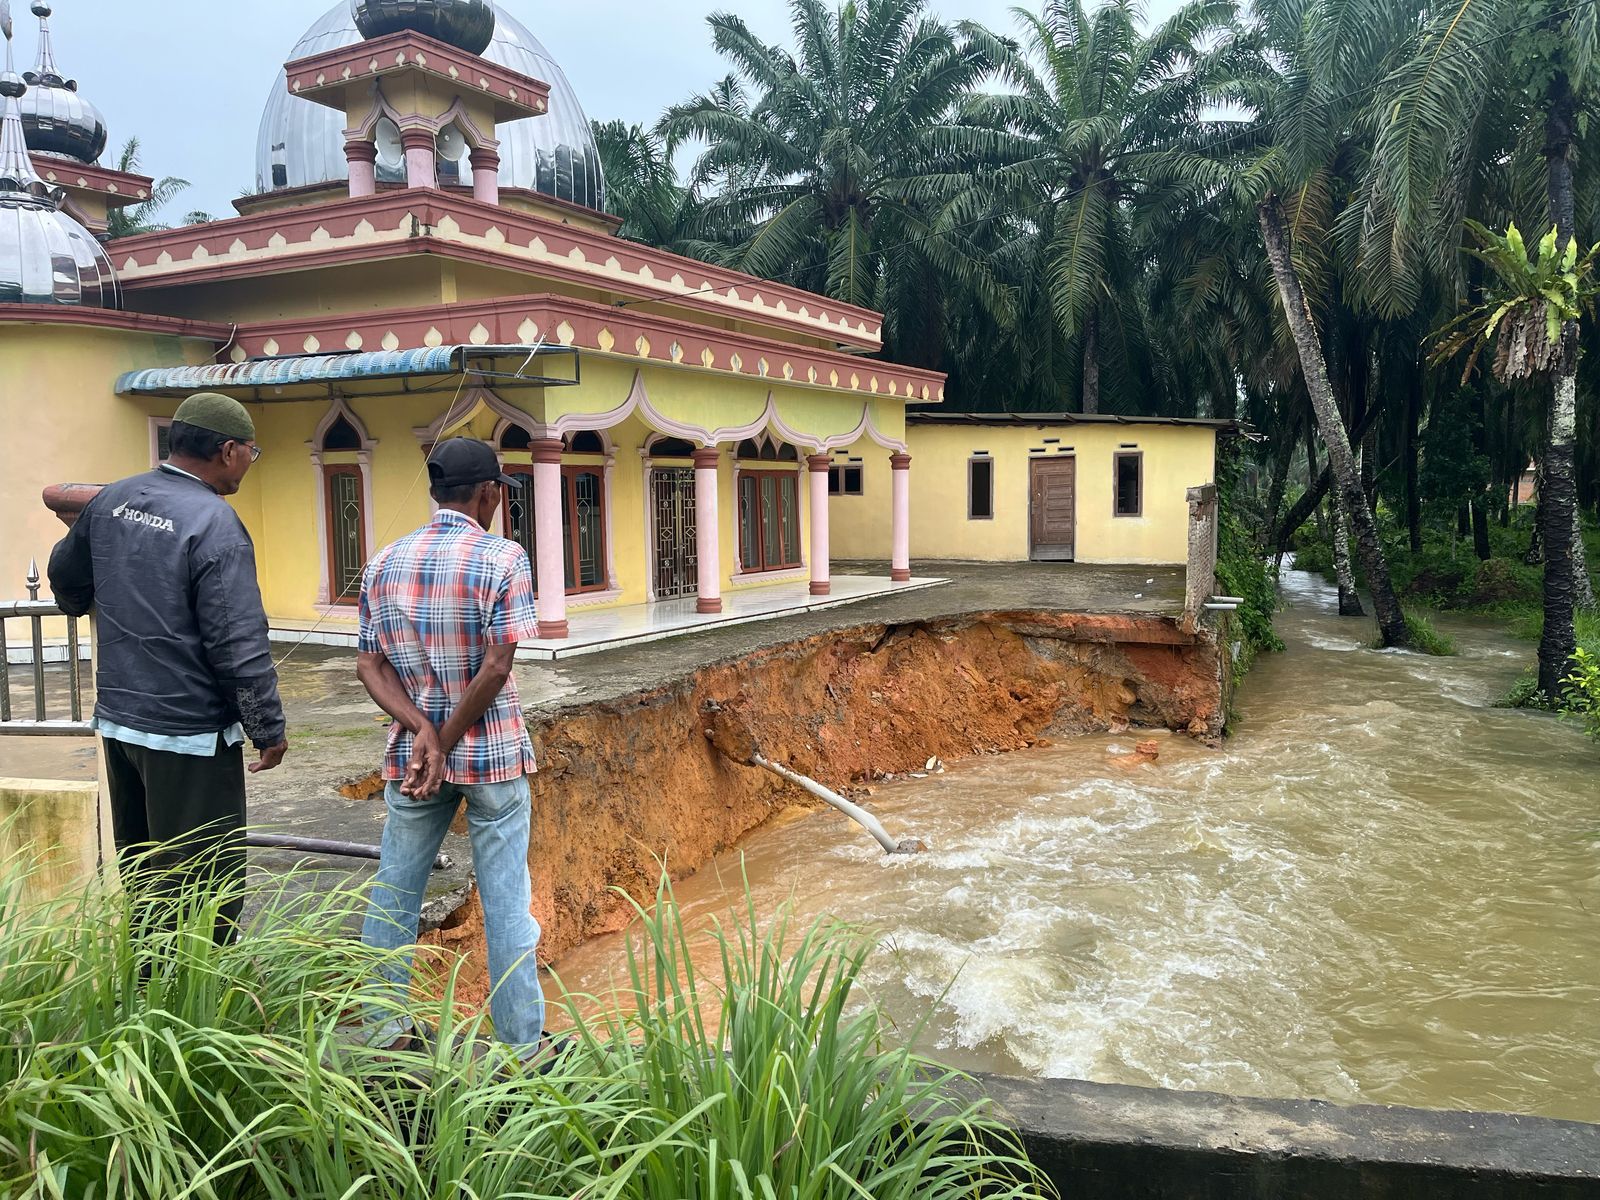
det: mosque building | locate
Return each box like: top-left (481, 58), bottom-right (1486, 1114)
top-left (0, 0), bottom-right (1223, 651)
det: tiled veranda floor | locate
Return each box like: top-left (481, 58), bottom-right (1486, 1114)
top-left (268, 574), bottom-right (948, 661)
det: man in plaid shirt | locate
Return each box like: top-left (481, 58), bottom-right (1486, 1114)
top-left (355, 438), bottom-right (545, 1049)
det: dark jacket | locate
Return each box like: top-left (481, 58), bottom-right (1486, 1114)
top-left (48, 466), bottom-right (286, 749)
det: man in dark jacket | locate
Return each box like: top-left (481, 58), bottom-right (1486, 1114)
top-left (49, 391), bottom-right (288, 937)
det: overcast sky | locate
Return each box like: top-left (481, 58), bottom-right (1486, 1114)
top-left (19, 0), bottom-right (1183, 220)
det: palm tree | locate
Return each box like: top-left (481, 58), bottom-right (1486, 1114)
top-left (659, 0), bottom-right (1013, 374)
top-left (1364, 0), bottom-right (1599, 694)
top-left (592, 119), bottom-right (706, 252)
top-left (1235, 0), bottom-right (1419, 646)
top-left (960, 0), bottom-right (1240, 413)
top-left (103, 137), bottom-right (197, 239)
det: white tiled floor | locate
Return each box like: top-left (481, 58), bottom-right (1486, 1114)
top-left (268, 575), bottom-right (948, 661)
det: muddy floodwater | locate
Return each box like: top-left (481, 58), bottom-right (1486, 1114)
top-left (551, 569), bottom-right (1600, 1123)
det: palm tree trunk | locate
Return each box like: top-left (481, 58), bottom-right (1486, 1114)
top-left (1082, 308), bottom-right (1100, 415)
top-left (1332, 488), bottom-right (1365, 615)
top-left (1306, 425), bottom-right (1329, 543)
top-left (1259, 196), bottom-right (1408, 646)
top-left (1405, 379), bottom-right (1423, 550)
top-left (1538, 81), bottom-right (1581, 696)
top-left (1573, 501), bottom-right (1596, 610)
top-left (1472, 501), bottom-right (1492, 561)
top-left (1525, 449), bottom-right (1545, 563)
top-left (1261, 410), bottom-right (1298, 552)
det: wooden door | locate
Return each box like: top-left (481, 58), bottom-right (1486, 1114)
top-left (1030, 457), bottom-right (1076, 561)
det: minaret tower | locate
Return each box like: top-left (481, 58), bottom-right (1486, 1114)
top-left (0, 0), bottom-right (117, 304)
top-left (18, 0), bottom-right (104, 162)
top-left (15, 1), bottom-right (154, 235)
top-left (282, 0), bottom-right (549, 207)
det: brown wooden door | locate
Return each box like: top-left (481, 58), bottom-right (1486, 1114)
top-left (1030, 457), bottom-right (1076, 561)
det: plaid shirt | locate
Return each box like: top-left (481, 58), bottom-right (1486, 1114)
top-left (359, 510), bottom-right (540, 784)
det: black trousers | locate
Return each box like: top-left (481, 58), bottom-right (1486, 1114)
top-left (103, 735), bottom-right (247, 941)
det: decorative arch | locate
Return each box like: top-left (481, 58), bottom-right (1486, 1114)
top-left (435, 97), bottom-right (499, 152)
top-left (531, 371), bottom-right (910, 455)
top-left (307, 396), bottom-right (378, 608)
top-left (342, 82), bottom-right (406, 144)
top-left (411, 387), bottom-right (537, 451)
top-left (645, 434), bottom-right (697, 458)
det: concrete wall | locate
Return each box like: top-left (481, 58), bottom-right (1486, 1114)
top-left (902, 422), bottom-right (1218, 565)
top-left (0, 776), bottom-right (100, 903)
top-left (963, 1074), bottom-right (1599, 1199)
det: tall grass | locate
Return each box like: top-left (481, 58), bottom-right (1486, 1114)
top-left (0, 850), bottom-right (1053, 1199)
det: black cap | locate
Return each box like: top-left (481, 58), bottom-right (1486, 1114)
top-left (427, 438), bottom-right (518, 489)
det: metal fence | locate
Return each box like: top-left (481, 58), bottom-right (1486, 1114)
top-left (0, 561), bottom-right (90, 737)
top-left (0, 565), bottom-right (444, 867)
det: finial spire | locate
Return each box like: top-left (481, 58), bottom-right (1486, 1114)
top-left (26, 2), bottom-right (61, 86)
top-left (0, 0), bottom-right (50, 198)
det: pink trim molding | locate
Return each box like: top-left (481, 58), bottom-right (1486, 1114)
top-left (285, 29), bottom-right (550, 122)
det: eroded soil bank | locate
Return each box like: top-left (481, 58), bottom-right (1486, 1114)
top-left (422, 610), bottom-right (1224, 994)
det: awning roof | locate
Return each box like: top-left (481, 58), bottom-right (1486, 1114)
top-left (115, 344), bottom-right (580, 401)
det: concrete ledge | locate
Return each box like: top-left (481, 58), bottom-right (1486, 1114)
top-left (961, 1074), bottom-right (1600, 1199)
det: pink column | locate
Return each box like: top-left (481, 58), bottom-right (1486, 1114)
top-left (470, 146), bottom-right (501, 206)
top-left (807, 454), bottom-right (831, 597)
top-left (692, 447), bottom-right (723, 614)
top-left (401, 129), bottom-right (437, 189)
top-left (345, 140), bottom-right (378, 198)
top-left (890, 452), bottom-right (912, 582)
top-left (531, 439), bottom-right (568, 639)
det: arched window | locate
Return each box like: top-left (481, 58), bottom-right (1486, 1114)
top-left (651, 436), bottom-right (696, 458)
top-left (568, 430), bottom-right (605, 455)
top-left (322, 415), bottom-right (362, 451)
top-left (500, 450), bottom-right (612, 597)
top-left (501, 423), bottom-right (533, 451)
top-left (312, 401), bottom-right (374, 608)
top-left (737, 433), bottom-right (800, 462)
top-left (563, 468), bottom-right (607, 591)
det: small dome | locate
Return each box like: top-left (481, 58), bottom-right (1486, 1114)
top-left (18, 3), bottom-right (107, 163)
top-left (0, 196), bottom-right (119, 305)
top-left (255, 1), bottom-right (605, 211)
top-left (352, 0), bottom-right (496, 55)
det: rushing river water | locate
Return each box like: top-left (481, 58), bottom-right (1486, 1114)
top-left (551, 569), bottom-right (1600, 1122)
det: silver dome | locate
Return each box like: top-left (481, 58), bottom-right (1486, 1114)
top-left (19, 3), bottom-right (107, 163)
top-left (0, 196), bottom-right (118, 304)
top-left (254, 2), bottom-right (605, 211)
top-left (0, 29), bottom-right (117, 307)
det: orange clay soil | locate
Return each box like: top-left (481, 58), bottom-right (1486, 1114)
top-left (411, 611), bottom-right (1224, 1010)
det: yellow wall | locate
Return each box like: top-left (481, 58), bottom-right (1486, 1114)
top-left (904, 422), bottom-right (1217, 564)
top-left (827, 448), bottom-right (891, 560)
top-left (0, 324), bottom-right (214, 598)
top-left (241, 359), bottom-right (906, 623)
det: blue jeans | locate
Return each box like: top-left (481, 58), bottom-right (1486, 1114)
top-left (362, 776), bottom-right (544, 1047)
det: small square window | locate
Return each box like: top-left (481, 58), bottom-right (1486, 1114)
top-left (1114, 452), bottom-right (1142, 517)
top-left (151, 418), bottom-right (173, 466)
top-left (968, 458), bottom-right (993, 520)
top-left (829, 465), bottom-right (863, 496)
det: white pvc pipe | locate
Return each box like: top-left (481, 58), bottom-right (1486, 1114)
top-left (750, 753), bottom-right (916, 854)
